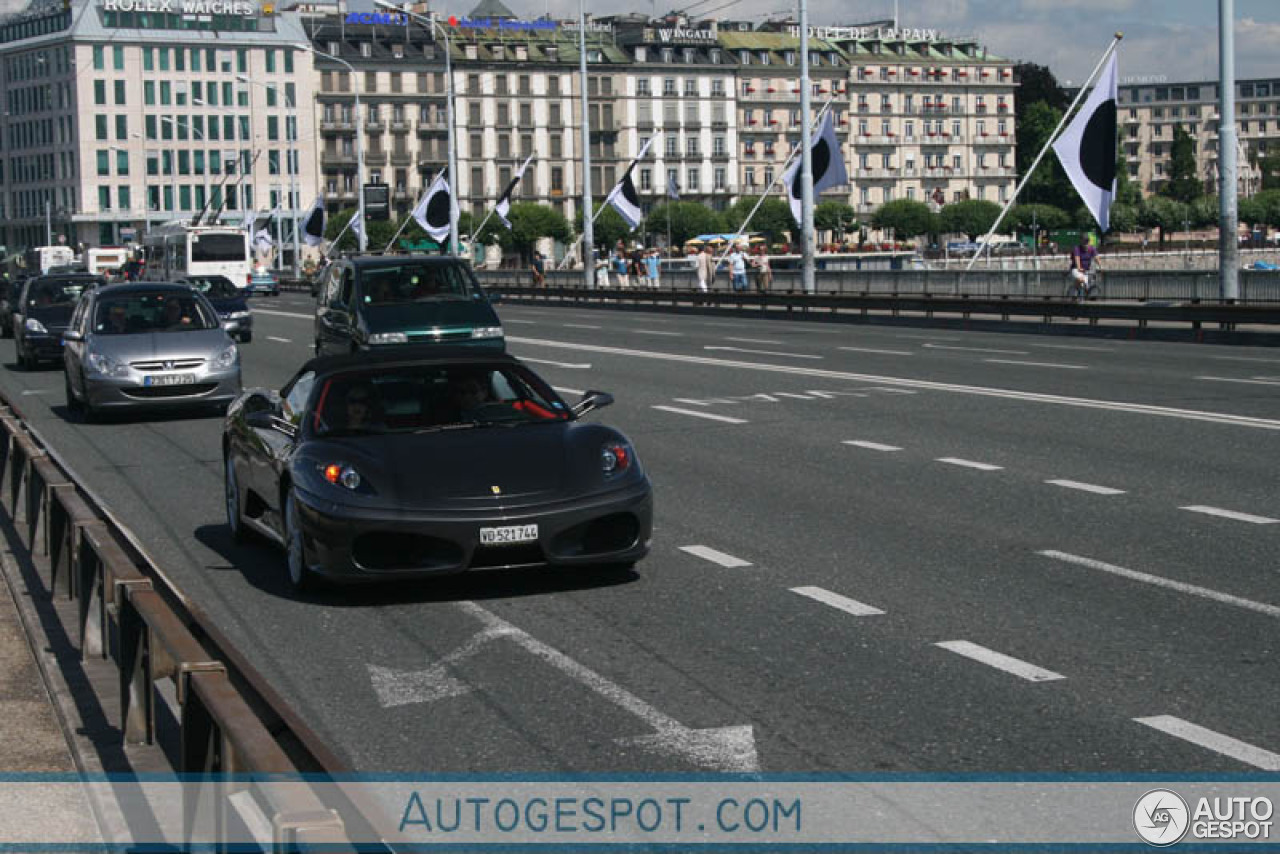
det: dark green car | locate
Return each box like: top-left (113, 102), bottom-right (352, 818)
top-left (313, 256), bottom-right (504, 356)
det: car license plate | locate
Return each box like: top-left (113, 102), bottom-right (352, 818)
top-left (143, 373), bottom-right (196, 387)
top-left (479, 524), bottom-right (538, 546)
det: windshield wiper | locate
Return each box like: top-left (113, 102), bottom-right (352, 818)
top-left (414, 421), bottom-right (484, 434)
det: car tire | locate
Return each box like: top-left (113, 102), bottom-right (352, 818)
top-left (284, 490), bottom-right (315, 593)
top-left (225, 455), bottom-right (246, 543)
top-left (239, 332), bottom-right (253, 343)
top-left (64, 373), bottom-right (81, 419)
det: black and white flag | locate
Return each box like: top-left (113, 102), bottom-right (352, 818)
top-left (253, 228), bottom-right (274, 254)
top-left (1053, 50), bottom-right (1118, 231)
top-left (495, 153), bottom-right (534, 229)
top-left (301, 196), bottom-right (327, 247)
top-left (605, 136), bottom-right (656, 230)
top-left (782, 110), bottom-right (849, 225)
top-left (413, 171), bottom-right (452, 243)
top-left (667, 173), bottom-right (680, 201)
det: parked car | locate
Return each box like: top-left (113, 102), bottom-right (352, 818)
top-left (62, 283), bottom-right (241, 420)
top-left (179, 275), bottom-right (254, 342)
top-left (13, 273), bottom-right (106, 369)
top-left (246, 266), bottom-right (280, 297)
top-left (222, 347), bottom-right (651, 590)
top-left (313, 255), bottom-right (503, 356)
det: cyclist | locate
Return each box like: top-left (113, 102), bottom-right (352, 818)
top-left (1067, 234), bottom-right (1101, 300)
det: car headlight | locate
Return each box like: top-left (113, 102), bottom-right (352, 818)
top-left (213, 343), bottom-right (238, 369)
top-left (228, 310), bottom-right (251, 319)
top-left (471, 326), bottom-right (503, 340)
top-left (24, 317), bottom-right (47, 334)
top-left (601, 442), bottom-right (633, 476)
top-left (322, 463), bottom-right (362, 491)
top-left (368, 332), bottom-right (408, 344)
top-left (87, 351), bottom-right (129, 377)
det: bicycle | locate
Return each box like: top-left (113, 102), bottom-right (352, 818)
top-left (1064, 267), bottom-right (1102, 302)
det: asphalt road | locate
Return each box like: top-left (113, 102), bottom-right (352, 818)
top-left (2, 295), bottom-right (1277, 774)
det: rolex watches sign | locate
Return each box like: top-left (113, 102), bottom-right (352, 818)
top-left (101, 0), bottom-right (259, 15)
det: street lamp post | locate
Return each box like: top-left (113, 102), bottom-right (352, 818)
top-left (193, 97), bottom-right (258, 223)
top-left (374, 2), bottom-right (459, 257)
top-left (238, 75), bottom-right (301, 277)
top-left (296, 42), bottom-right (366, 252)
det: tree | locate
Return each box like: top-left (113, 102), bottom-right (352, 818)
top-left (1107, 202), bottom-right (1139, 236)
top-left (723, 197), bottom-right (796, 244)
top-left (870, 199), bottom-right (937, 238)
top-left (1242, 189), bottom-right (1280, 228)
top-left (478, 203), bottom-right (572, 261)
top-left (1189, 195), bottom-right (1219, 229)
top-left (1008, 203), bottom-right (1070, 234)
top-left (1138, 195), bottom-right (1189, 247)
top-left (575, 204), bottom-right (631, 253)
top-left (1013, 63), bottom-right (1069, 113)
top-left (939, 199), bottom-right (1005, 240)
top-left (324, 208), bottom-right (359, 252)
top-left (1254, 150), bottom-right (1280, 191)
top-left (642, 201), bottom-right (724, 247)
top-left (1164, 126), bottom-right (1203, 203)
top-left (1017, 101), bottom-right (1076, 210)
top-left (814, 201), bottom-right (858, 241)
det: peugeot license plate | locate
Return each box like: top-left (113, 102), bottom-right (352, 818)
top-left (143, 373), bottom-right (196, 387)
top-left (479, 524), bottom-right (538, 546)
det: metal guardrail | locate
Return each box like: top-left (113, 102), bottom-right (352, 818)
top-left (0, 397), bottom-right (353, 848)
top-left (475, 277), bottom-right (1280, 336)
top-left (480, 268), bottom-right (1280, 304)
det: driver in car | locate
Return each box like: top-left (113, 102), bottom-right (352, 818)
top-left (163, 298), bottom-right (192, 328)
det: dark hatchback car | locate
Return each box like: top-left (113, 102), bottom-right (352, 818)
top-left (313, 256), bottom-right (503, 356)
top-left (222, 347), bottom-right (651, 590)
top-left (13, 274), bottom-right (106, 369)
top-left (179, 275), bottom-right (254, 342)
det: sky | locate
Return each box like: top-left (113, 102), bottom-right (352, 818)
top-left (492, 0), bottom-right (1280, 87)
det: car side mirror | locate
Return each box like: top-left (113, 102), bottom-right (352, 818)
top-left (572, 390), bottom-right (614, 416)
top-left (62, 330), bottom-right (83, 343)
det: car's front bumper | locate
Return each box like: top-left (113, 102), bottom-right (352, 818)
top-left (294, 480), bottom-right (653, 582)
top-left (23, 332), bottom-right (67, 361)
top-left (84, 364), bottom-right (242, 410)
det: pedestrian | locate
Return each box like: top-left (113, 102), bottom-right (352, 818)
top-left (594, 249), bottom-right (610, 287)
top-left (752, 246), bottom-right (772, 292)
top-left (695, 246), bottom-right (712, 292)
top-left (612, 249), bottom-right (630, 288)
top-left (644, 249), bottom-right (662, 289)
top-left (531, 251), bottom-right (546, 287)
top-left (728, 243), bottom-right (749, 292)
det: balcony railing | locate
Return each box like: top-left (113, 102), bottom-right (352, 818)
top-left (320, 152), bottom-right (357, 167)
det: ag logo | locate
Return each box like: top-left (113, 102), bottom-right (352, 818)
top-left (1134, 789), bottom-right (1189, 846)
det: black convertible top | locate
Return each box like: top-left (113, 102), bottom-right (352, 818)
top-left (300, 345), bottom-right (517, 377)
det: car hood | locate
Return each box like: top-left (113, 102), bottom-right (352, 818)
top-left (361, 299), bottom-right (497, 333)
top-left (86, 328), bottom-right (232, 361)
top-left (305, 424), bottom-right (589, 508)
top-left (24, 304), bottom-right (74, 329)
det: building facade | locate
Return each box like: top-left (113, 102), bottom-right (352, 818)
top-left (0, 0), bottom-right (318, 252)
top-left (1119, 77), bottom-right (1274, 198)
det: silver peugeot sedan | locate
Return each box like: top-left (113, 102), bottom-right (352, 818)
top-left (62, 283), bottom-right (241, 420)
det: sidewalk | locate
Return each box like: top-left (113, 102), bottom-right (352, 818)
top-left (0, 547), bottom-right (103, 843)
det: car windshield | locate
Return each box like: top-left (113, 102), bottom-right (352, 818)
top-left (358, 263), bottom-right (477, 305)
top-left (26, 279), bottom-right (93, 308)
top-left (92, 292), bottom-right (219, 334)
top-left (312, 363), bottom-right (569, 437)
top-left (184, 276), bottom-right (238, 298)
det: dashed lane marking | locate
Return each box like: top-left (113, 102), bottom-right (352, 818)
top-left (935, 641), bottom-right (1065, 682)
top-left (651, 406), bottom-right (748, 424)
top-left (1045, 479), bottom-right (1126, 496)
top-left (1180, 505), bottom-right (1279, 525)
top-left (564, 324), bottom-right (601, 330)
top-left (985, 359), bottom-right (1088, 370)
top-left (1037, 551), bottom-right (1280, 619)
top-left (843, 440), bottom-right (903, 452)
top-left (935, 457), bottom-right (1004, 471)
top-left (704, 346), bottom-right (824, 360)
top-left (725, 337), bottom-right (783, 345)
top-left (791, 586), bottom-right (885, 617)
top-left (504, 319), bottom-right (538, 324)
top-left (632, 329), bottom-right (684, 336)
top-left (1196, 376), bottom-right (1280, 387)
top-left (678, 546), bottom-right (752, 568)
top-left (839, 346), bottom-right (914, 356)
top-left (923, 343), bottom-right (1029, 355)
top-left (1134, 716), bottom-right (1280, 770)
top-left (266, 336), bottom-right (292, 343)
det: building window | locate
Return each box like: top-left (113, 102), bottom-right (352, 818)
top-left (118, 185), bottom-right (130, 209)
top-left (637, 78), bottom-right (650, 95)
top-left (664, 78), bottom-right (676, 96)
top-left (95, 115), bottom-right (108, 141)
top-left (94, 80), bottom-right (106, 105)
top-left (96, 150), bottom-right (110, 176)
top-left (114, 80), bottom-right (126, 105)
top-left (666, 135), bottom-right (678, 157)
top-left (714, 166), bottom-right (726, 190)
top-left (639, 168), bottom-right (652, 191)
top-left (115, 115), bottom-right (127, 140)
top-left (116, 150), bottom-right (128, 175)
top-left (99, 186), bottom-right (111, 210)
top-left (93, 45), bottom-right (104, 70)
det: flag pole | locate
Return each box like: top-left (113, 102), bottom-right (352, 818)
top-left (557, 134), bottom-right (660, 270)
top-left (965, 32), bottom-right (1123, 272)
top-left (380, 208), bottom-right (417, 254)
top-left (327, 213), bottom-right (357, 255)
top-left (799, 0), bottom-right (815, 294)
top-left (712, 99), bottom-right (834, 274)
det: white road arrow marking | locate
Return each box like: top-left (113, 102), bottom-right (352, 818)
top-left (704, 346), bottom-right (823, 360)
top-left (518, 357), bottom-right (592, 369)
top-left (455, 602), bottom-right (759, 772)
top-left (368, 626), bottom-right (517, 708)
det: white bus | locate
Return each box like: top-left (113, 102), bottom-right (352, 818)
top-left (142, 223), bottom-right (251, 286)
top-left (24, 245), bottom-right (75, 275)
